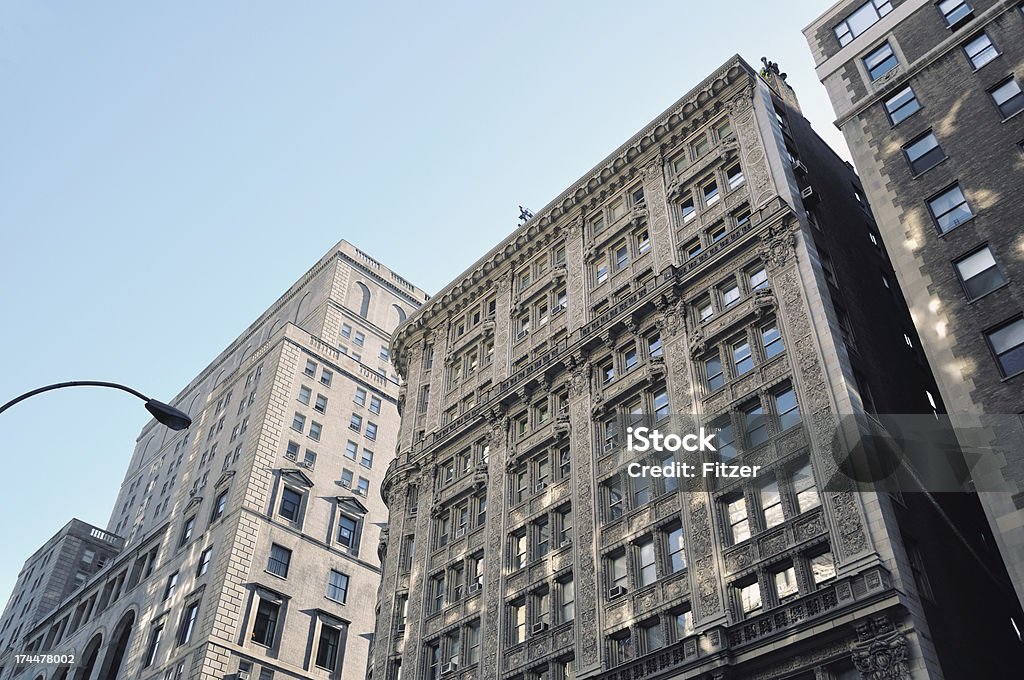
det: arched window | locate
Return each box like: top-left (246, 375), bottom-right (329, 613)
top-left (74, 633), bottom-right (103, 680)
top-left (98, 610), bottom-right (136, 679)
top-left (355, 282), bottom-right (371, 318)
top-left (392, 304), bottom-right (407, 328)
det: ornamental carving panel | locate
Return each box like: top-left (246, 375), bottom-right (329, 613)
top-left (566, 216), bottom-right (587, 332)
top-left (642, 155), bottom-right (676, 274)
top-left (730, 90), bottom-right (776, 208)
top-left (480, 417), bottom-right (509, 680)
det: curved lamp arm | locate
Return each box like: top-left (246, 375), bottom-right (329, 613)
top-left (0, 381), bottom-right (192, 431)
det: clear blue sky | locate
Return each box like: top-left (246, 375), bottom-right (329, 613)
top-left (0, 1), bottom-right (847, 601)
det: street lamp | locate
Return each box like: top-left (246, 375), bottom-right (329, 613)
top-left (0, 380), bottom-right (192, 430)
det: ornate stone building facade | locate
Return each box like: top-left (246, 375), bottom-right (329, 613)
top-left (369, 56), bottom-right (1022, 680)
top-left (804, 0), bottom-right (1024, 610)
top-left (0, 241), bottom-right (427, 680)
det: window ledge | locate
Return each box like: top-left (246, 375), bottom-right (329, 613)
top-left (936, 214), bottom-right (978, 238)
top-left (964, 281), bottom-right (1011, 304)
top-left (1000, 369), bottom-right (1024, 383)
top-left (1000, 108), bottom-right (1024, 124)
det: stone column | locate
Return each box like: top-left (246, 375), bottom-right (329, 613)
top-left (566, 355), bottom-right (602, 678)
top-left (493, 275), bottom-right (513, 382)
top-left (565, 216), bottom-right (587, 333)
top-left (479, 411), bottom-right (509, 679)
top-left (640, 154), bottom-right (677, 275)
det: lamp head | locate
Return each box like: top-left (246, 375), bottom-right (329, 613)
top-left (145, 399), bottom-right (192, 431)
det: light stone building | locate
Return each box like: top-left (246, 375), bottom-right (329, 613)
top-left (0, 240), bottom-right (426, 680)
top-left (803, 0), bottom-right (1024, 610)
top-left (369, 55), bottom-right (1022, 680)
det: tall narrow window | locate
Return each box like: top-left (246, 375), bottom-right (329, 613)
top-left (793, 463), bottom-right (821, 512)
top-left (884, 86), bottom-right (920, 124)
top-left (929, 185), bottom-right (973, 232)
top-left (745, 403), bottom-right (769, 447)
top-left (727, 497), bottom-right (750, 543)
top-left (177, 601), bottom-right (200, 645)
top-left (964, 33), bottom-right (998, 69)
top-left (315, 624), bottom-right (342, 671)
top-left (733, 339), bottom-right (754, 375)
top-left (864, 41), bottom-right (898, 80)
top-left (955, 247), bottom-right (1006, 299)
top-left (760, 478), bottom-right (784, 528)
top-left (990, 78), bottom-right (1024, 119)
top-left (638, 538), bottom-right (656, 586)
top-left (252, 598), bottom-right (280, 646)
top-left (267, 544), bottom-right (291, 578)
top-left (327, 570), bottom-right (349, 603)
top-left (762, 323), bottom-right (784, 358)
top-left (705, 354), bottom-right (725, 391)
top-left (904, 132), bottom-right (944, 174)
top-left (703, 180), bottom-right (720, 207)
top-left (667, 525), bottom-right (686, 572)
top-left (987, 318), bottom-right (1024, 377)
top-left (775, 388), bottom-right (801, 430)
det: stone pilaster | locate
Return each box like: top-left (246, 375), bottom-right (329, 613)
top-left (730, 89), bottom-right (776, 209)
top-left (565, 216), bottom-right (587, 333)
top-left (479, 412), bottom-right (509, 680)
top-left (493, 275), bottom-right (513, 381)
top-left (641, 155), bottom-right (677, 274)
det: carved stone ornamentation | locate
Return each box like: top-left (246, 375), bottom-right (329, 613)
top-left (852, 615), bottom-right (909, 680)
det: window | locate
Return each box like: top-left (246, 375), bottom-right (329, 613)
top-left (595, 257), bottom-right (609, 284)
top-left (709, 223), bottom-right (727, 242)
top-left (298, 385), bottom-right (311, 405)
top-left (369, 395), bottom-right (382, 414)
top-left (314, 394), bottom-right (328, 413)
top-left (727, 497), bottom-right (750, 543)
top-left (356, 477), bottom-right (370, 496)
top-left (964, 33), bottom-right (998, 69)
top-left (748, 266), bottom-right (768, 291)
top-left (722, 283), bottom-right (740, 308)
top-left (864, 41), bottom-right (898, 81)
top-left (956, 246), bottom-right (1007, 299)
top-left (734, 207), bottom-right (751, 227)
top-left (327, 570), bottom-right (349, 603)
top-left (279, 488), bottom-right (302, 522)
top-left (715, 419), bottom-right (737, 460)
top-left (671, 196), bottom-right (693, 226)
top-left (511, 531), bottom-right (527, 569)
top-left (338, 515), bottom-right (359, 548)
top-left (692, 136), bottom-right (710, 159)
top-left (510, 599), bottom-right (526, 643)
top-left (380, 346), bottom-right (390, 362)
top-left (674, 608), bottom-right (694, 640)
top-left (320, 369), bottom-right (333, 387)
top-left (760, 478), bottom-right (784, 528)
top-left (745, 403), bottom-right (769, 447)
top-left (653, 390), bottom-right (670, 421)
top-left (637, 538), bottom-right (656, 586)
top-left (291, 413), bottom-right (306, 433)
top-left (177, 601), bottom-right (200, 645)
top-left (834, 0), bottom-right (893, 46)
top-left (667, 525), bottom-right (686, 572)
top-left (354, 388), bottom-right (367, 407)
top-left (929, 184), bottom-right (973, 232)
top-left (775, 387), bottom-right (800, 430)
top-left (163, 572), bottom-right (179, 601)
top-left (252, 598), bottom-right (280, 647)
top-left (990, 78), bottom-right (1024, 119)
top-left (361, 449), bottom-right (374, 468)
top-left (794, 463), bottom-right (821, 512)
top-left (810, 551), bottom-right (837, 586)
top-left (726, 164), bottom-right (744, 190)
top-left (904, 132), bottom-right (943, 174)
top-left (341, 324), bottom-right (352, 339)
top-left (733, 339), bottom-right (754, 375)
top-left (353, 331), bottom-right (365, 347)
top-left (775, 566), bottom-right (799, 600)
top-left (349, 413), bottom-right (363, 432)
top-left (308, 421), bottom-right (322, 441)
top-left (315, 624), bottom-right (342, 671)
top-left (607, 478), bottom-right (624, 520)
top-left (143, 623), bottom-right (163, 667)
top-left (938, 0), bottom-right (973, 27)
top-left (737, 580), bottom-right (762, 615)
top-left (611, 630), bottom-right (633, 663)
top-left (648, 332), bottom-right (663, 358)
top-left (762, 322), bottom-right (784, 358)
top-left (636, 229), bottom-right (651, 255)
top-left (884, 86), bottom-right (920, 124)
top-left (210, 489), bottom-right (228, 522)
top-left (366, 422), bottom-right (378, 440)
top-left (641, 618), bottom-right (664, 651)
top-left (987, 318), bottom-right (1024, 377)
top-left (717, 119), bottom-right (734, 141)
top-left (703, 180), bottom-right (720, 207)
top-left (615, 243), bottom-right (629, 270)
top-left (559, 578), bottom-right (575, 622)
top-left (304, 360), bottom-right (317, 378)
top-left (179, 516), bottom-right (195, 547)
top-left (344, 441), bottom-right (358, 461)
top-left (705, 353), bottom-right (724, 391)
top-left (197, 548), bottom-right (212, 577)
top-left (267, 544), bottom-right (291, 578)
top-left (698, 299), bottom-right (714, 322)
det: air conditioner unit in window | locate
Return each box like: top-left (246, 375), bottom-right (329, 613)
top-left (340, 480), bottom-right (351, 488)
top-left (791, 159), bottom-right (808, 176)
top-left (440, 661), bottom-right (459, 676)
top-left (560, 538), bottom-right (572, 548)
top-left (453, 527), bottom-right (466, 539)
top-left (603, 442), bottom-right (617, 452)
top-left (396, 624), bottom-right (406, 634)
top-left (516, 329), bottom-right (529, 340)
top-left (532, 622), bottom-right (550, 634)
top-left (467, 581), bottom-right (482, 594)
top-left (535, 482), bottom-right (547, 492)
top-left (800, 186), bottom-right (820, 207)
top-left (608, 586), bottom-right (628, 599)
